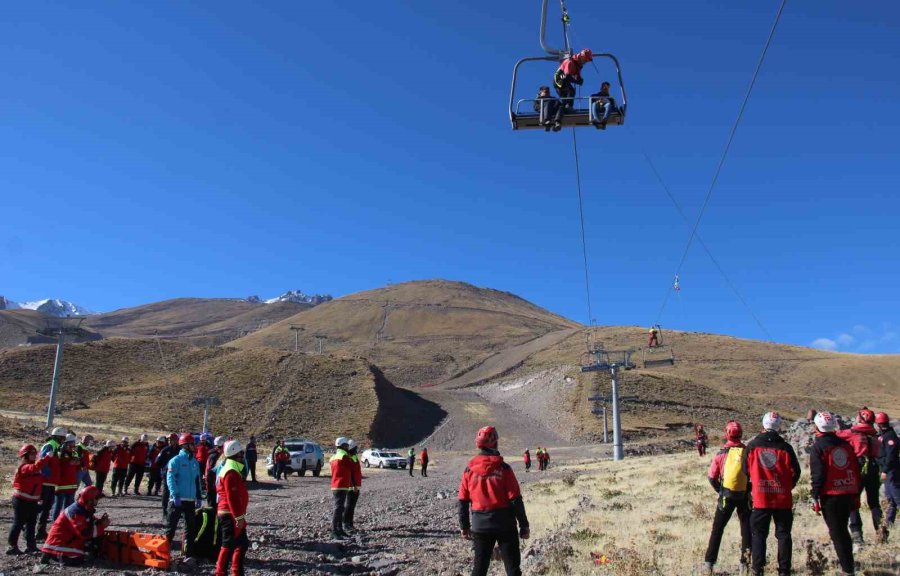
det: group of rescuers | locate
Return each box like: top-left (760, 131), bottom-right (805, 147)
top-left (533, 48), bottom-right (619, 132)
top-left (8, 408), bottom-right (899, 576)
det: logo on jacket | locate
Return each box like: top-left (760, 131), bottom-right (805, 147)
top-left (758, 449), bottom-right (778, 470)
top-left (832, 447), bottom-right (849, 469)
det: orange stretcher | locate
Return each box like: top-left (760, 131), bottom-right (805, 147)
top-left (101, 530), bottom-right (170, 570)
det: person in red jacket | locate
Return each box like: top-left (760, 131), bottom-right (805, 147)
top-left (703, 421), bottom-right (751, 575)
top-left (91, 441), bottom-right (115, 495)
top-left (458, 426), bottom-right (530, 576)
top-left (420, 447), bottom-right (429, 477)
top-left (7, 444), bottom-right (50, 555)
top-left (52, 435), bottom-right (82, 521)
top-left (216, 440), bottom-right (249, 576)
top-left (329, 437), bottom-right (354, 539)
top-left (696, 424), bottom-right (709, 457)
top-left (811, 411), bottom-right (860, 576)
top-left (40, 485), bottom-right (109, 567)
top-left (741, 412), bottom-right (801, 576)
top-left (343, 439), bottom-right (363, 532)
top-left (125, 434), bottom-right (150, 495)
top-left (110, 437), bottom-right (131, 496)
top-left (195, 433), bottom-right (212, 472)
top-left (837, 407), bottom-right (882, 544)
top-left (553, 48), bottom-right (593, 112)
top-left (523, 449), bottom-right (531, 473)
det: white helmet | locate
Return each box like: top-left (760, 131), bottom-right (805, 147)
top-left (105, 440), bottom-right (116, 447)
top-left (140, 434), bottom-right (148, 442)
top-left (335, 436), bottom-right (350, 448)
top-left (762, 411), bottom-right (782, 432)
top-left (214, 436), bottom-right (226, 447)
top-left (121, 436), bottom-right (129, 443)
top-left (156, 436), bottom-right (166, 443)
top-left (347, 439), bottom-right (357, 450)
top-left (51, 426), bottom-right (67, 437)
top-left (814, 411), bottom-right (838, 433)
top-left (223, 440), bottom-right (243, 458)
top-left (65, 433), bottom-right (77, 444)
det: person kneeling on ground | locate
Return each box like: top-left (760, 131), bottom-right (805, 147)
top-left (216, 440), bottom-right (249, 576)
top-left (40, 486), bottom-right (109, 566)
top-left (459, 426), bottom-right (530, 576)
top-left (811, 411), bottom-right (860, 576)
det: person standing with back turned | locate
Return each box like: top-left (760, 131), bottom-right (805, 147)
top-left (742, 412), bottom-right (801, 576)
top-left (703, 420), bottom-right (751, 575)
top-left (458, 426), bottom-right (530, 576)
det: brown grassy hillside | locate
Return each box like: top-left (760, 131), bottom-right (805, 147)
top-left (83, 298), bottom-right (309, 346)
top-left (231, 280), bottom-right (580, 388)
top-left (0, 339), bottom-right (444, 446)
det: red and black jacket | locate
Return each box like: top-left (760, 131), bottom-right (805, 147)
top-left (741, 430), bottom-right (801, 509)
top-left (13, 457), bottom-right (49, 501)
top-left (810, 433), bottom-right (860, 501)
top-left (458, 449), bottom-right (529, 533)
top-left (112, 446), bottom-right (130, 470)
top-left (91, 448), bottom-right (113, 474)
top-left (877, 427), bottom-right (899, 477)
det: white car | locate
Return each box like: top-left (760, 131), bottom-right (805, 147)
top-left (265, 438), bottom-right (324, 477)
top-left (361, 449), bottom-right (408, 469)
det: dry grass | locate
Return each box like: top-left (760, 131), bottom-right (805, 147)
top-left (523, 452), bottom-right (900, 575)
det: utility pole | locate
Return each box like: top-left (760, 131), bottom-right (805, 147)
top-left (191, 396), bottom-right (221, 433)
top-left (314, 334), bottom-right (327, 355)
top-left (582, 348), bottom-right (635, 461)
top-left (41, 318), bottom-right (85, 429)
top-left (289, 325), bottom-right (304, 353)
top-left (610, 364), bottom-right (623, 461)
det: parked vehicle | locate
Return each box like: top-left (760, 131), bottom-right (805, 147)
top-left (360, 449), bottom-right (407, 469)
top-left (265, 438), bottom-right (324, 477)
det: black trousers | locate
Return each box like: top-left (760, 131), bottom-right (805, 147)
top-left (147, 468), bottom-right (162, 495)
top-left (750, 508), bottom-right (793, 575)
top-left (704, 496), bottom-right (751, 565)
top-left (332, 491), bottom-right (348, 533)
top-left (38, 485), bottom-right (56, 530)
top-left (125, 463), bottom-right (145, 494)
top-left (555, 84), bottom-right (576, 110)
top-left (822, 495), bottom-right (855, 574)
top-left (161, 485), bottom-right (170, 520)
top-left (8, 497), bottom-right (39, 551)
top-left (421, 462), bottom-right (428, 477)
top-left (95, 471), bottom-right (108, 494)
top-left (471, 530), bottom-right (521, 576)
top-left (246, 457), bottom-right (257, 482)
top-left (166, 501), bottom-right (197, 557)
top-left (343, 490), bottom-right (359, 526)
top-left (849, 461), bottom-right (882, 536)
top-left (111, 468), bottom-right (127, 494)
top-left (538, 99), bottom-right (563, 125)
top-left (408, 459), bottom-right (414, 476)
top-left (217, 514), bottom-right (249, 576)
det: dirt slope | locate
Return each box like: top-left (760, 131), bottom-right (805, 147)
top-left (0, 339), bottom-right (443, 446)
top-left (83, 298), bottom-right (310, 346)
top-left (231, 279), bottom-right (580, 388)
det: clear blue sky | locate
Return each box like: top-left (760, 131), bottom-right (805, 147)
top-left (2, 1), bottom-right (898, 353)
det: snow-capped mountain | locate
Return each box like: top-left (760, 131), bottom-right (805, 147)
top-left (264, 290), bottom-right (333, 306)
top-left (0, 297), bottom-right (94, 317)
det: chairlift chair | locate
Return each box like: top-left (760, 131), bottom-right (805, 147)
top-left (509, 0), bottom-right (627, 131)
top-left (642, 324), bottom-right (675, 367)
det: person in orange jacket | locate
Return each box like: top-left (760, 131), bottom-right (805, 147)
top-left (215, 440), bottom-right (249, 576)
top-left (330, 437), bottom-right (354, 539)
top-left (7, 444), bottom-right (50, 555)
top-left (40, 486), bottom-right (109, 567)
top-left (420, 447), bottom-right (429, 477)
top-left (125, 434), bottom-right (150, 495)
top-left (110, 437), bottom-right (130, 496)
top-left (343, 439), bottom-right (363, 532)
top-left (91, 441), bottom-right (115, 495)
top-left (52, 435), bottom-right (82, 521)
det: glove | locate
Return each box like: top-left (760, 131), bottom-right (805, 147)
top-left (174, 497), bottom-right (182, 507)
top-left (812, 499), bottom-right (821, 515)
top-left (460, 529), bottom-right (471, 540)
top-left (520, 527), bottom-right (530, 540)
top-left (575, 77), bottom-right (584, 86)
top-left (235, 519), bottom-right (247, 538)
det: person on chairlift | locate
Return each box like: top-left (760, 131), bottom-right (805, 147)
top-left (534, 86), bottom-right (563, 132)
top-left (590, 81), bottom-right (616, 130)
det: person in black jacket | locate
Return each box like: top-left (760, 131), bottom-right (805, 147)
top-left (876, 411), bottom-right (899, 541)
top-left (589, 81), bottom-right (616, 130)
top-left (534, 86), bottom-right (563, 132)
top-left (458, 426), bottom-right (529, 576)
top-left (810, 411), bottom-right (860, 576)
top-left (244, 436), bottom-right (258, 484)
top-left (155, 434), bottom-right (179, 520)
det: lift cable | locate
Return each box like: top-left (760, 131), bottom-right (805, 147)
top-left (571, 128), bottom-right (595, 333)
top-left (655, 0), bottom-right (788, 325)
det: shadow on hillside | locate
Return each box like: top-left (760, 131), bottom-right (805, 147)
top-left (368, 366), bottom-right (446, 447)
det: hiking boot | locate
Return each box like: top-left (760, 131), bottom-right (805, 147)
top-left (5, 545), bottom-right (22, 556)
top-left (344, 524), bottom-right (356, 533)
top-left (36, 526), bottom-right (47, 541)
top-left (331, 531), bottom-right (348, 540)
top-left (25, 547), bottom-right (40, 555)
top-left (850, 530), bottom-right (863, 544)
top-left (552, 121), bottom-right (562, 132)
top-left (702, 561), bottom-right (714, 575)
top-left (738, 565), bottom-right (750, 576)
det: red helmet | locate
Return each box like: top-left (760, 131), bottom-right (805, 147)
top-left (168, 432), bottom-right (179, 441)
top-left (857, 407), bottom-right (875, 424)
top-left (724, 421), bottom-right (743, 441)
top-left (18, 444), bottom-right (37, 458)
top-left (875, 412), bottom-right (890, 425)
top-left (577, 48), bottom-right (593, 63)
top-left (475, 426), bottom-right (499, 449)
top-left (178, 432), bottom-right (195, 446)
top-left (77, 485), bottom-right (102, 507)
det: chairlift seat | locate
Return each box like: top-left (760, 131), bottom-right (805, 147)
top-left (512, 98), bottom-right (625, 131)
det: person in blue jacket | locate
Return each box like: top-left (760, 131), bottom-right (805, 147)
top-left (166, 433), bottom-right (202, 561)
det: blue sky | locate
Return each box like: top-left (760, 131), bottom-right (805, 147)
top-left (2, 1), bottom-right (898, 353)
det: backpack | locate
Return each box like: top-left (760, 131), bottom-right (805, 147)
top-left (721, 447), bottom-right (748, 494)
top-left (184, 506), bottom-right (220, 561)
